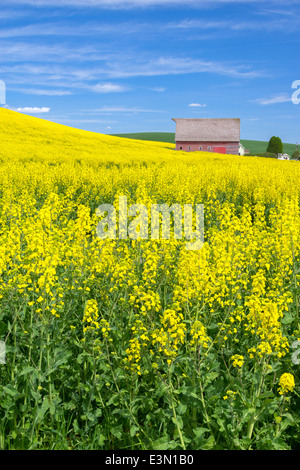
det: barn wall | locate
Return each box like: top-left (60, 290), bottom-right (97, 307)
top-left (175, 141), bottom-right (240, 155)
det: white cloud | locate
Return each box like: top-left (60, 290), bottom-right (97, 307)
top-left (15, 106), bottom-right (51, 113)
top-left (29, 89), bottom-right (72, 96)
top-left (83, 106), bottom-right (165, 114)
top-left (188, 103), bottom-right (207, 107)
top-left (13, 88), bottom-right (72, 96)
top-left (150, 87), bottom-right (166, 92)
top-left (0, 56), bottom-right (263, 105)
top-left (90, 82), bottom-right (127, 93)
top-left (104, 56), bottom-right (264, 79)
top-left (1, 54), bottom-right (262, 82)
top-left (253, 94), bottom-right (292, 105)
top-left (165, 15), bottom-right (300, 34)
top-left (52, 118), bottom-right (117, 124)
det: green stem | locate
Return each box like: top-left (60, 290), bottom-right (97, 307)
top-left (198, 377), bottom-right (211, 427)
top-left (46, 332), bottom-right (52, 406)
top-left (22, 306), bottom-right (33, 438)
top-left (105, 339), bottom-right (150, 448)
top-left (168, 370), bottom-right (186, 450)
top-left (247, 420), bottom-right (255, 440)
top-left (11, 321), bottom-right (17, 382)
top-left (191, 370), bottom-right (197, 426)
top-left (246, 360), bottom-right (267, 443)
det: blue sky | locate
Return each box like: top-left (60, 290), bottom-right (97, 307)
top-left (0, 0), bottom-right (299, 142)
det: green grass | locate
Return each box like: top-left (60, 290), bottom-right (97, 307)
top-left (110, 132), bottom-right (298, 156)
top-left (111, 132), bottom-right (176, 144)
top-left (240, 140), bottom-right (297, 156)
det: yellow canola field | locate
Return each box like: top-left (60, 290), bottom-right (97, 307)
top-left (0, 107), bottom-right (299, 450)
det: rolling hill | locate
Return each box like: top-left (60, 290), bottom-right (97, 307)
top-left (111, 132), bottom-right (298, 156)
top-left (0, 108), bottom-right (175, 165)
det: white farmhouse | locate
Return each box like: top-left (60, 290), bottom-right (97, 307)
top-left (239, 143), bottom-right (246, 155)
top-left (277, 153), bottom-right (290, 160)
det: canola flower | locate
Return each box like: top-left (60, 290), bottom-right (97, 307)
top-left (223, 390), bottom-right (237, 400)
top-left (152, 309), bottom-right (186, 364)
top-left (278, 373), bottom-right (295, 395)
top-left (231, 354), bottom-right (244, 368)
top-left (190, 320), bottom-right (211, 349)
top-left (83, 299), bottom-right (99, 332)
top-left (0, 107), bottom-right (299, 449)
top-left (124, 319), bottom-right (150, 374)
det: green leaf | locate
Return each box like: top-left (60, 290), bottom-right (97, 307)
top-left (19, 366), bottom-right (36, 377)
top-left (73, 419), bottom-right (79, 433)
top-left (37, 396), bottom-right (50, 420)
top-left (130, 425), bottom-right (139, 437)
top-left (152, 436), bottom-right (177, 450)
top-left (232, 437), bottom-right (251, 450)
top-left (3, 384), bottom-right (19, 397)
top-left (49, 401), bottom-right (55, 416)
top-left (111, 425), bottom-right (122, 439)
top-left (172, 416), bottom-right (183, 430)
top-left (281, 313), bottom-right (294, 325)
top-left (176, 403), bottom-right (187, 415)
top-left (193, 427), bottom-right (209, 438)
top-left (202, 434), bottom-right (216, 450)
top-left (98, 434), bottom-right (106, 446)
top-left (76, 353), bottom-right (85, 364)
top-left (193, 427), bottom-right (209, 447)
top-left (258, 391), bottom-right (275, 399)
top-left (205, 372), bottom-right (219, 383)
top-left (216, 417), bottom-right (226, 432)
top-left (107, 394), bottom-right (119, 406)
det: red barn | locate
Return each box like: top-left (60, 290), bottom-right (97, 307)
top-left (172, 118), bottom-right (241, 154)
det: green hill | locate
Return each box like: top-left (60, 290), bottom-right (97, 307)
top-left (111, 132), bottom-right (298, 156)
top-left (111, 132), bottom-right (175, 144)
top-left (240, 140), bottom-right (297, 156)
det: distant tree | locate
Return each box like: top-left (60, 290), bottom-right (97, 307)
top-left (267, 136), bottom-right (283, 155)
top-left (292, 150), bottom-right (300, 160)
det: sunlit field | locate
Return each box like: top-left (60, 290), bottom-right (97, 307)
top-left (0, 107), bottom-right (299, 450)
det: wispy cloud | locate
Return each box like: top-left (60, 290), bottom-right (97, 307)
top-left (103, 56), bottom-right (264, 79)
top-left (83, 106), bottom-right (166, 114)
top-left (12, 87), bottom-right (72, 96)
top-left (15, 106), bottom-right (51, 113)
top-left (0, 52), bottom-right (264, 93)
top-left (89, 82), bottom-right (128, 93)
top-left (51, 118), bottom-right (118, 124)
top-left (149, 87), bottom-right (166, 92)
top-left (188, 103), bottom-right (207, 107)
top-left (253, 93), bottom-right (292, 105)
top-left (164, 13), bottom-right (300, 34)
top-left (1, 12), bottom-right (299, 43)
top-left (0, 41), bottom-right (108, 63)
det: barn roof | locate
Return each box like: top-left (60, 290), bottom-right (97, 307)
top-left (172, 118), bottom-right (240, 142)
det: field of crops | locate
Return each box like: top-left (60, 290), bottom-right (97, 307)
top-left (0, 107), bottom-right (300, 450)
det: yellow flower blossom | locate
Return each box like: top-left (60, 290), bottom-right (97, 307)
top-left (278, 373), bottom-right (295, 395)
